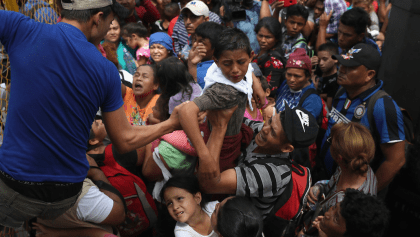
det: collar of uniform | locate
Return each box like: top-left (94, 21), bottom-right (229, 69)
top-left (342, 79), bottom-right (383, 102)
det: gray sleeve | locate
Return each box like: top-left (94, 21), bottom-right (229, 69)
top-left (193, 83), bottom-right (240, 111)
top-left (235, 163), bottom-right (291, 198)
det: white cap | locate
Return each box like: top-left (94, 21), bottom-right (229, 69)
top-left (181, 1), bottom-right (209, 17)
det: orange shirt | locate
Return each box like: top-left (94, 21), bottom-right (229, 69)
top-left (123, 88), bottom-right (160, 126)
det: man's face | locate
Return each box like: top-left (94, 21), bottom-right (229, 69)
top-left (318, 51), bottom-right (337, 73)
top-left (116, 0), bottom-right (136, 14)
top-left (195, 35), bottom-right (214, 61)
top-left (214, 49), bottom-right (252, 83)
top-left (319, 203), bottom-right (347, 237)
top-left (286, 68), bottom-right (310, 91)
top-left (94, 13), bottom-right (115, 44)
top-left (255, 111), bottom-right (287, 152)
top-left (337, 22), bottom-right (364, 51)
top-left (337, 64), bottom-right (371, 89)
top-left (285, 15), bottom-right (307, 38)
top-left (313, 0), bottom-right (325, 19)
top-left (104, 19), bottom-right (121, 43)
top-left (183, 9), bottom-right (207, 35)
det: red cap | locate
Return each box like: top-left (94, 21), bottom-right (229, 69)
top-left (286, 48), bottom-right (311, 72)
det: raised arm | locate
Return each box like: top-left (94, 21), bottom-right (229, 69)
top-left (260, 0), bottom-right (272, 19)
top-left (198, 107), bottom-right (238, 194)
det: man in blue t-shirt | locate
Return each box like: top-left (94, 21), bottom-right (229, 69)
top-left (0, 0), bottom-right (182, 228)
top-left (318, 43), bottom-right (405, 194)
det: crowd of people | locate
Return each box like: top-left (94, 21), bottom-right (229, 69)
top-left (0, 0), bottom-right (409, 236)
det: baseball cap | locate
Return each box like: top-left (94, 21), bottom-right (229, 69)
top-left (181, 1), bottom-right (209, 17)
top-left (280, 103), bottom-right (319, 149)
top-left (61, 0), bottom-right (113, 10)
top-left (332, 43), bottom-right (381, 71)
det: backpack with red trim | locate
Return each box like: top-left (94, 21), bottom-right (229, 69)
top-left (99, 144), bottom-right (158, 237)
top-left (247, 158), bottom-right (311, 237)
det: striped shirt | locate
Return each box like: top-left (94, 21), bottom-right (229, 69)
top-left (172, 12), bottom-right (222, 54)
top-left (235, 118), bottom-right (292, 219)
top-left (319, 166), bottom-right (377, 211)
top-left (321, 80), bottom-right (405, 176)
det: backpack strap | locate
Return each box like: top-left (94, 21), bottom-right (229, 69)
top-left (297, 88), bottom-right (317, 107)
top-left (134, 182), bottom-right (158, 226)
top-left (92, 180), bottom-right (128, 214)
top-left (292, 38), bottom-right (307, 48)
top-left (365, 90), bottom-right (389, 134)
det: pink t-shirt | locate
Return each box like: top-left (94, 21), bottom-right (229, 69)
top-left (136, 43), bottom-right (150, 60)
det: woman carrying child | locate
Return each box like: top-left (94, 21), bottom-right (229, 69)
top-left (142, 57), bottom-right (202, 200)
top-left (253, 17), bottom-right (286, 96)
top-left (122, 22), bottom-right (151, 66)
top-left (307, 122), bottom-right (378, 211)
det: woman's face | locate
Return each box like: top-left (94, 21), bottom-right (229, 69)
top-left (132, 66), bottom-right (158, 97)
top-left (150, 43), bottom-right (170, 63)
top-left (286, 68), bottom-right (311, 91)
top-left (104, 19), bottom-right (121, 43)
top-left (256, 27), bottom-right (278, 52)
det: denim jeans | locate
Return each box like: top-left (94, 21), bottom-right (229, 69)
top-left (0, 178), bottom-right (81, 228)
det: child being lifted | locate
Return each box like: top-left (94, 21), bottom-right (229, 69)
top-left (179, 28), bottom-right (265, 178)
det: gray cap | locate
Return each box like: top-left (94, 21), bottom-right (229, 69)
top-left (61, 0), bottom-right (113, 10)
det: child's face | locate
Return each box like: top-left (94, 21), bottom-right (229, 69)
top-left (123, 34), bottom-right (136, 50)
top-left (318, 51), bottom-right (337, 73)
top-left (164, 187), bottom-right (202, 224)
top-left (132, 66), bottom-right (158, 97)
top-left (195, 35), bottom-right (214, 61)
top-left (147, 106), bottom-right (162, 125)
top-left (214, 49), bottom-right (252, 83)
top-left (285, 15), bottom-right (307, 38)
top-left (91, 119), bottom-right (107, 142)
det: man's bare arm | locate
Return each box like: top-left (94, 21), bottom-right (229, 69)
top-left (375, 141), bottom-right (406, 192)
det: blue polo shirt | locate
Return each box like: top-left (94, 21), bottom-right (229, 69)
top-left (0, 12), bottom-right (123, 183)
top-left (320, 80), bottom-right (405, 176)
top-left (196, 60), bottom-right (214, 89)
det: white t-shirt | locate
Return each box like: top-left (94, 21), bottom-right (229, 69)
top-left (174, 201), bottom-right (219, 237)
top-left (77, 185), bottom-right (114, 223)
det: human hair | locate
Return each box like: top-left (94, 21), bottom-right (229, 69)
top-left (340, 8), bottom-right (371, 35)
top-left (217, 197), bottom-right (263, 237)
top-left (102, 42), bottom-right (119, 69)
top-left (341, 189), bottom-right (390, 237)
top-left (318, 41), bottom-right (339, 57)
top-left (259, 75), bottom-right (270, 92)
top-left (160, 175), bottom-right (208, 210)
top-left (164, 2), bottom-right (180, 21)
top-left (353, 0), bottom-right (373, 12)
top-left (286, 4), bottom-right (309, 22)
top-left (330, 122), bottom-right (375, 174)
top-left (60, 0), bottom-right (129, 23)
top-left (195, 22), bottom-right (226, 50)
top-left (214, 28), bottom-right (252, 60)
top-left (122, 22), bottom-right (148, 38)
top-left (155, 57), bottom-right (194, 120)
top-left (254, 17), bottom-right (283, 47)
